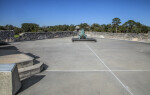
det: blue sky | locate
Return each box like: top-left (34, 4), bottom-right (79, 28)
top-left (0, 0), bottom-right (150, 27)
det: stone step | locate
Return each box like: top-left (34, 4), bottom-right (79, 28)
top-left (0, 54), bottom-right (34, 69)
top-left (0, 53), bottom-right (44, 80)
top-left (18, 62), bottom-right (44, 80)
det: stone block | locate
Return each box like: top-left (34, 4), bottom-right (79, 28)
top-left (0, 64), bottom-right (21, 95)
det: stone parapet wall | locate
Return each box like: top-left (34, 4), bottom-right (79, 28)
top-left (86, 32), bottom-right (150, 42)
top-left (0, 31), bottom-right (77, 42)
top-left (15, 31), bottom-right (77, 41)
top-left (0, 30), bottom-right (14, 42)
top-left (1, 30), bottom-right (150, 42)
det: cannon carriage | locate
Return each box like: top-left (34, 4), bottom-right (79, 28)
top-left (72, 29), bottom-right (96, 42)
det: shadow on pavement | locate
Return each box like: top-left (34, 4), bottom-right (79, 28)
top-left (0, 45), bottom-right (18, 50)
top-left (25, 53), bottom-right (41, 64)
top-left (17, 75), bottom-right (45, 94)
top-left (42, 64), bottom-right (49, 71)
top-left (0, 45), bottom-right (21, 56)
top-left (0, 42), bottom-right (9, 46)
top-left (25, 52), bottom-right (49, 71)
top-left (25, 53), bottom-right (40, 59)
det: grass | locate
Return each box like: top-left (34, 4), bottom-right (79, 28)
top-left (14, 35), bottom-right (20, 38)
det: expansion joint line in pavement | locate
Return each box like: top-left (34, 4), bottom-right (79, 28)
top-left (46, 70), bottom-right (150, 72)
top-left (86, 43), bottom-right (134, 95)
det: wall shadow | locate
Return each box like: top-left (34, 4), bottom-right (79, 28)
top-left (0, 45), bottom-right (21, 56)
top-left (25, 53), bottom-right (40, 59)
top-left (0, 42), bottom-right (9, 46)
top-left (17, 75), bottom-right (45, 94)
top-left (42, 64), bottom-right (49, 71)
top-left (0, 45), bottom-right (18, 50)
top-left (25, 52), bottom-right (49, 70)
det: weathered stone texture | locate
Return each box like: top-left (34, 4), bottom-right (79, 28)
top-left (0, 64), bottom-right (21, 95)
top-left (15, 31), bottom-right (77, 41)
top-left (1, 30), bottom-right (149, 42)
top-left (0, 30), bottom-right (14, 42)
top-left (86, 32), bottom-right (149, 42)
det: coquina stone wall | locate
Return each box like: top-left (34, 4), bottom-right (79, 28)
top-left (15, 31), bottom-right (77, 41)
top-left (86, 32), bottom-right (150, 42)
top-left (0, 30), bottom-right (14, 42)
top-left (0, 31), bottom-right (77, 42)
top-left (1, 30), bottom-right (150, 42)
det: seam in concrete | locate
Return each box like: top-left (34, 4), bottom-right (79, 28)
top-left (46, 70), bottom-right (150, 72)
top-left (95, 37), bottom-right (150, 44)
top-left (86, 44), bottom-right (134, 95)
top-left (109, 38), bottom-right (150, 43)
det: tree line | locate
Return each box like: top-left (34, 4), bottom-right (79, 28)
top-left (0, 18), bottom-right (149, 34)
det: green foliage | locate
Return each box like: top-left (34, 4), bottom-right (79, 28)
top-left (123, 20), bottom-right (136, 32)
top-left (48, 24), bottom-right (75, 32)
top-left (0, 25), bottom-right (14, 30)
top-left (38, 26), bottom-right (49, 32)
top-left (14, 35), bottom-right (19, 38)
top-left (14, 27), bottom-right (23, 34)
top-left (121, 20), bottom-right (149, 33)
top-left (79, 23), bottom-right (90, 31)
top-left (0, 26), bottom-right (6, 30)
top-left (0, 18), bottom-right (149, 33)
top-left (106, 24), bottom-right (113, 32)
top-left (90, 23), bottom-right (101, 32)
top-left (112, 18), bottom-right (121, 33)
top-left (5, 24), bottom-right (14, 30)
top-left (68, 24), bottom-right (75, 31)
top-left (141, 25), bottom-right (149, 33)
top-left (21, 23), bottom-right (39, 32)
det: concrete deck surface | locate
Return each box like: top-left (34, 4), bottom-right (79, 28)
top-left (0, 54), bottom-right (33, 64)
top-left (10, 37), bottom-right (150, 95)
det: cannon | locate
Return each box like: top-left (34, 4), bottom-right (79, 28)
top-left (72, 29), bottom-right (96, 42)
